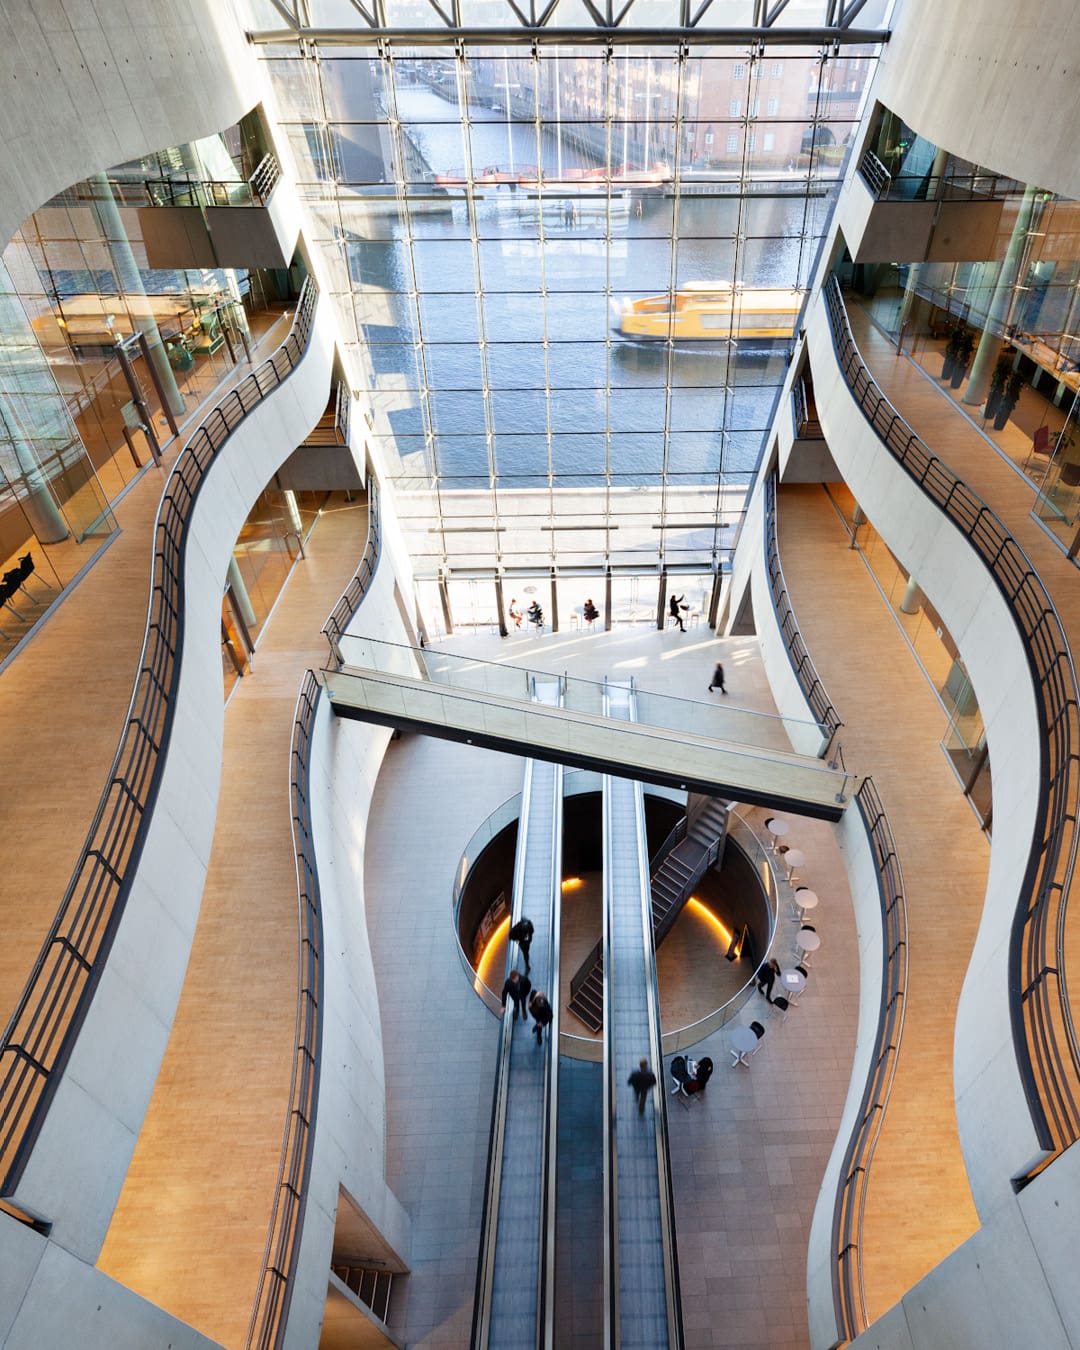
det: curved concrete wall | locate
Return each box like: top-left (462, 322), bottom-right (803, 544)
top-left (747, 493), bottom-right (834, 759)
top-left (805, 292), bottom-right (1045, 1213)
top-left (10, 298), bottom-right (335, 1257)
top-left (847, 1139), bottom-right (1080, 1350)
top-left (284, 560), bottom-right (416, 1348)
top-left (874, 0), bottom-right (1080, 201)
top-left (0, 1215), bottom-right (222, 1350)
top-left (0, 3), bottom-right (256, 249)
top-left (806, 802), bottom-right (890, 1350)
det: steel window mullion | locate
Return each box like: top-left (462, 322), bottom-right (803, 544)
top-left (457, 49), bottom-right (502, 565)
top-left (536, 49), bottom-right (556, 561)
top-left (384, 55), bottom-right (445, 563)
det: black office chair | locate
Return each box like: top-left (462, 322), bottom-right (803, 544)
top-left (670, 1055), bottom-right (691, 1099)
top-left (772, 995), bottom-right (790, 1023)
top-left (14, 551), bottom-right (47, 602)
top-left (748, 1021), bottom-right (765, 1057)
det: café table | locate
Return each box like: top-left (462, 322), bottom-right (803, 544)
top-left (794, 927), bottom-right (821, 966)
top-left (730, 1024), bottom-right (760, 1067)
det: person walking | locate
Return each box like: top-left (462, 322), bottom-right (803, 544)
top-left (500, 968), bottom-right (532, 1021)
top-left (668, 593), bottom-right (686, 631)
top-left (757, 957), bottom-right (781, 1004)
top-left (528, 989), bottom-right (553, 1045)
top-left (508, 916), bottom-right (534, 973)
top-left (628, 1059), bottom-right (657, 1115)
top-left (708, 659), bottom-right (727, 694)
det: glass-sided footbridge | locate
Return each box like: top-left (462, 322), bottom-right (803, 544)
top-left (320, 637), bottom-right (857, 818)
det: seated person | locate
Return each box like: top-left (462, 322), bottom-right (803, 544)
top-left (527, 600), bottom-right (544, 628)
top-left (508, 597), bottom-right (523, 628)
top-left (684, 1056), bottom-right (713, 1094)
top-left (583, 597), bottom-right (599, 624)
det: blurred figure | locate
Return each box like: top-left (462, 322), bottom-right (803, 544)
top-left (628, 1059), bottom-right (657, 1114)
top-left (528, 990), bottom-right (553, 1044)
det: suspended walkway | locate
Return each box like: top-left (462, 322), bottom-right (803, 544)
top-left (319, 639), bottom-right (856, 820)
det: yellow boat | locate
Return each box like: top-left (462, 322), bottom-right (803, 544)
top-left (614, 281), bottom-right (803, 346)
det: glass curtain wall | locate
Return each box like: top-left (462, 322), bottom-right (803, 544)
top-left (259, 42), bottom-right (874, 592)
top-left (849, 108), bottom-right (1080, 554)
top-left (3, 129), bottom-right (278, 507)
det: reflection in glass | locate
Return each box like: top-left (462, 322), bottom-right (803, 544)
top-left (265, 43), bottom-right (877, 580)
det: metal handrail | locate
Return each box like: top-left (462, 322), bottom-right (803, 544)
top-left (247, 672), bottom-right (325, 1350)
top-left (248, 152), bottom-right (282, 205)
top-left (248, 474), bottom-right (382, 1350)
top-left (856, 149), bottom-right (891, 200)
top-left (143, 153), bottom-right (282, 209)
top-left (831, 777), bottom-right (908, 1342)
top-left (0, 278), bottom-right (320, 1199)
top-left (323, 477), bottom-right (381, 666)
top-left (764, 469), bottom-right (843, 744)
top-left (824, 275), bottom-right (1080, 1168)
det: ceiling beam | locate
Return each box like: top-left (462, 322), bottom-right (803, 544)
top-left (246, 23), bottom-right (889, 45)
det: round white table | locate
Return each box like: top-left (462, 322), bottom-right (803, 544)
top-left (795, 928), bottom-right (821, 964)
top-left (793, 889), bottom-right (819, 921)
top-left (779, 967), bottom-right (807, 1001)
top-left (764, 817), bottom-right (790, 851)
top-left (782, 847), bottom-right (806, 881)
top-left (730, 1024), bottom-right (761, 1066)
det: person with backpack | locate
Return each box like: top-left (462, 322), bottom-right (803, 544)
top-left (508, 916), bottom-right (534, 972)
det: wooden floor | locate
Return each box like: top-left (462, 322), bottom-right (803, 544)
top-left (97, 494), bottom-right (370, 1347)
top-left (0, 312), bottom-right (294, 1042)
top-left (777, 481), bottom-right (987, 1317)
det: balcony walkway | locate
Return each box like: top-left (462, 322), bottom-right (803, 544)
top-left (775, 479), bottom-right (987, 1320)
top-left (0, 309), bottom-right (296, 1047)
top-left (97, 492), bottom-right (370, 1347)
top-left (793, 295), bottom-right (1080, 1318)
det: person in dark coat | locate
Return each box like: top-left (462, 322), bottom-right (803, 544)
top-left (757, 957), bottom-right (781, 1004)
top-left (528, 989), bottom-right (553, 1044)
top-left (685, 1057), bottom-right (713, 1094)
top-left (583, 597), bottom-right (599, 625)
top-left (500, 968), bottom-right (532, 1021)
top-left (708, 660), bottom-right (727, 694)
top-left (668, 593), bottom-right (687, 631)
top-left (628, 1059), bottom-right (658, 1114)
top-left (508, 916), bottom-right (534, 972)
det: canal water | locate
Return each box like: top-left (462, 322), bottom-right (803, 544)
top-left (356, 86), bottom-right (836, 485)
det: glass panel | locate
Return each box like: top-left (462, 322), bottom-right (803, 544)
top-left (257, 41), bottom-right (878, 574)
